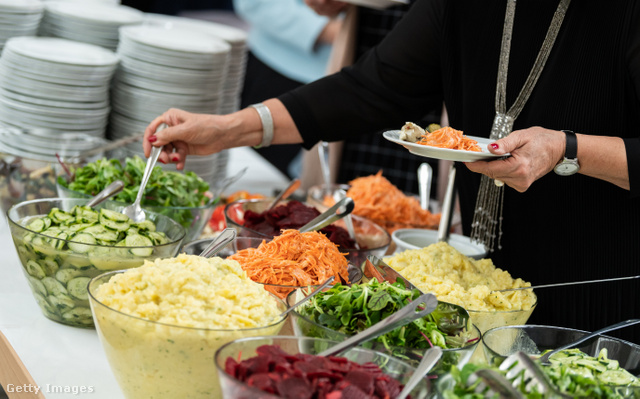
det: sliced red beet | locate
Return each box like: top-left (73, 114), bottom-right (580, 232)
top-left (276, 377), bottom-right (313, 399)
top-left (225, 356), bottom-right (239, 378)
top-left (345, 370), bottom-right (375, 395)
top-left (246, 373), bottom-right (276, 393)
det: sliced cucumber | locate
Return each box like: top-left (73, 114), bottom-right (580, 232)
top-left (126, 234), bottom-right (154, 257)
top-left (67, 233), bottom-right (96, 253)
top-left (41, 257), bottom-right (59, 275)
top-left (99, 208), bottom-right (130, 223)
top-left (55, 268), bottom-right (83, 285)
top-left (26, 218), bottom-right (46, 233)
top-left (62, 307), bottom-right (93, 324)
top-left (134, 220), bottom-right (156, 232)
top-left (28, 276), bottom-right (47, 297)
top-left (48, 294), bottom-right (76, 313)
top-left (34, 293), bottom-right (59, 317)
top-left (42, 276), bottom-right (67, 296)
top-left (26, 260), bottom-right (46, 279)
top-left (67, 277), bottom-right (91, 301)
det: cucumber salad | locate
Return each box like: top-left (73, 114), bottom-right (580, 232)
top-left (15, 205), bottom-right (169, 327)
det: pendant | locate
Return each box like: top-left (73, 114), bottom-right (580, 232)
top-left (490, 112), bottom-right (515, 140)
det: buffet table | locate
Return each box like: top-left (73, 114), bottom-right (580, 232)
top-left (0, 147), bottom-right (289, 399)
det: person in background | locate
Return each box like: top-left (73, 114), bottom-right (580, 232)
top-left (233, 0), bottom-right (341, 178)
top-left (302, 0), bottom-right (440, 195)
top-left (142, 0), bottom-right (640, 343)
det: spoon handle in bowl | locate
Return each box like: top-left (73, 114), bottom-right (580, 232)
top-left (397, 346), bottom-right (443, 399)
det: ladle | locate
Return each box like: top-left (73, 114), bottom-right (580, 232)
top-left (418, 162), bottom-right (433, 211)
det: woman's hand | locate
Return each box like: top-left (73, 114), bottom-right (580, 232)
top-left (143, 108), bottom-right (231, 170)
top-left (305, 0), bottom-right (348, 17)
top-left (464, 127), bottom-right (565, 192)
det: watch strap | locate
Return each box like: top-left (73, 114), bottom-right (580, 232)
top-left (562, 130), bottom-right (577, 159)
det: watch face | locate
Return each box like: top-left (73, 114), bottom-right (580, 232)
top-left (554, 161), bottom-right (580, 176)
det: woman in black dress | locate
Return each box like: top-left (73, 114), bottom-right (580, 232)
top-left (144, 0), bottom-right (640, 342)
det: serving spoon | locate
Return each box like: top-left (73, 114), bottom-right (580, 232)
top-left (121, 123), bottom-right (167, 222)
top-left (279, 276), bottom-right (335, 318)
top-left (266, 178), bottom-right (300, 211)
top-left (86, 180), bottom-right (124, 208)
top-left (198, 228), bottom-right (237, 258)
top-left (397, 346), bottom-right (443, 399)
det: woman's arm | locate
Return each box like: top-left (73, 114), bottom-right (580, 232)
top-left (142, 99), bottom-right (303, 169)
top-left (464, 127), bottom-right (629, 192)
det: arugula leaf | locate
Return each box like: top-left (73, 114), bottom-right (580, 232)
top-left (368, 290), bottom-right (392, 311)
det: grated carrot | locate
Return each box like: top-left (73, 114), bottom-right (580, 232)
top-left (228, 229), bottom-right (350, 298)
top-left (416, 126), bottom-right (481, 152)
top-left (345, 171), bottom-right (441, 232)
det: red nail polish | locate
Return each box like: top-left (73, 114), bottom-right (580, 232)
top-left (159, 158), bottom-right (166, 164)
top-left (171, 155), bottom-right (179, 162)
top-left (148, 135), bottom-right (157, 142)
top-left (490, 143), bottom-right (499, 149)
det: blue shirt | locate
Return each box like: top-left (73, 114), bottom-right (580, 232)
top-left (233, 0), bottom-right (333, 83)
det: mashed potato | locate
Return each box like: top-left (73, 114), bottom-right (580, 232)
top-left (385, 242), bottom-right (536, 312)
top-left (90, 254), bottom-right (286, 398)
top-left (95, 253), bottom-right (281, 329)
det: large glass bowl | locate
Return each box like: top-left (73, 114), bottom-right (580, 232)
top-left (223, 198), bottom-right (391, 266)
top-left (88, 270), bottom-right (288, 399)
top-left (214, 335), bottom-right (431, 399)
top-left (57, 180), bottom-right (215, 242)
top-left (7, 198), bottom-right (185, 328)
top-left (482, 324), bottom-right (640, 396)
top-left (286, 288), bottom-right (481, 377)
top-left (180, 236), bottom-right (364, 299)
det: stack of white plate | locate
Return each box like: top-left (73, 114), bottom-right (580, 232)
top-left (39, 1), bottom-right (143, 51)
top-left (110, 25), bottom-right (232, 187)
top-left (0, 0), bottom-right (44, 51)
top-left (143, 13), bottom-right (249, 114)
top-left (0, 36), bottom-right (119, 138)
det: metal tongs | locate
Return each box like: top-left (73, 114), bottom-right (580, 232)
top-left (318, 292), bottom-right (439, 357)
top-left (364, 255), bottom-right (471, 333)
top-left (299, 197), bottom-right (354, 233)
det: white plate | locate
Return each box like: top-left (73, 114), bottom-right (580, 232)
top-left (339, 0), bottom-right (408, 10)
top-left (143, 13), bottom-right (247, 44)
top-left (4, 36), bottom-right (119, 66)
top-left (0, 0), bottom-right (43, 13)
top-left (45, 1), bottom-right (143, 25)
top-left (120, 25), bottom-right (232, 55)
top-left (383, 130), bottom-right (505, 162)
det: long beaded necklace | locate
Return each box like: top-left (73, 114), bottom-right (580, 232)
top-left (470, 0), bottom-right (572, 251)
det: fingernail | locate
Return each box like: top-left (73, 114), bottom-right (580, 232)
top-left (148, 135), bottom-right (157, 143)
top-left (159, 158), bottom-right (166, 164)
top-left (490, 143), bottom-right (499, 150)
top-left (171, 154), bottom-right (179, 162)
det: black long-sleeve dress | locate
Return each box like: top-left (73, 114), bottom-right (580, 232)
top-left (280, 0), bottom-right (640, 342)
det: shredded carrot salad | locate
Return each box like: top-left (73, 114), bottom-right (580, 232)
top-left (228, 229), bottom-right (350, 298)
top-left (416, 126), bottom-right (481, 152)
top-left (345, 171), bottom-right (440, 232)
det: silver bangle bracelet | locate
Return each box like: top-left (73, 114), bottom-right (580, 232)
top-left (249, 103), bottom-right (274, 149)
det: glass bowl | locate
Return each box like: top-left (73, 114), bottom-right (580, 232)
top-left (180, 236), bottom-right (364, 299)
top-left (214, 335), bottom-right (431, 399)
top-left (482, 324), bottom-right (640, 396)
top-left (0, 153), bottom-right (59, 214)
top-left (88, 270), bottom-right (288, 399)
top-left (391, 228), bottom-right (487, 260)
top-left (223, 198), bottom-right (391, 266)
top-left (57, 177), bottom-right (216, 243)
top-left (286, 288), bottom-right (481, 376)
top-left (7, 198), bottom-right (185, 328)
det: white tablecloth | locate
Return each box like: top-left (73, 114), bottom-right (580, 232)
top-left (0, 147), bottom-right (288, 399)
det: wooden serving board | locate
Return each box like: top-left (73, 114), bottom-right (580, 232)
top-left (0, 331), bottom-right (45, 399)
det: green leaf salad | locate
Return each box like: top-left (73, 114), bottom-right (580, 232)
top-left (296, 278), bottom-right (478, 373)
top-left (58, 157), bottom-right (212, 227)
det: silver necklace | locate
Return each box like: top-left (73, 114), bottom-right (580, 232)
top-left (470, 0), bottom-right (572, 251)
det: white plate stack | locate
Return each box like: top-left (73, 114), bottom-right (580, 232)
top-left (111, 25), bottom-right (232, 189)
top-left (0, 0), bottom-right (44, 51)
top-left (0, 36), bottom-right (119, 138)
top-left (143, 14), bottom-right (249, 114)
top-left (39, 1), bottom-right (143, 51)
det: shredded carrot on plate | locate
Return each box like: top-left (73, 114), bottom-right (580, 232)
top-left (228, 229), bottom-right (350, 298)
top-left (416, 126), bottom-right (481, 152)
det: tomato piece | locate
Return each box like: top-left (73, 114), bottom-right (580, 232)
top-left (208, 205), bottom-right (226, 232)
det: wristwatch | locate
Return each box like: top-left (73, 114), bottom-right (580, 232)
top-left (554, 130), bottom-right (580, 176)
